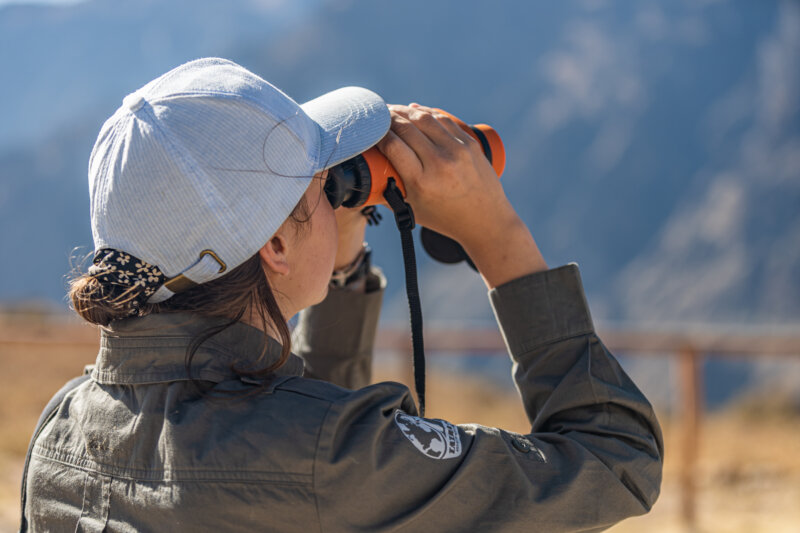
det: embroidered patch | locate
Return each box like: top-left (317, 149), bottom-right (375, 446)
top-left (394, 411), bottom-right (462, 460)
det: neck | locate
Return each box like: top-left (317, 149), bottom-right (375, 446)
top-left (239, 301), bottom-right (290, 343)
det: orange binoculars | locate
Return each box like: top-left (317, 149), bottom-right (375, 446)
top-left (325, 109), bottom-right (505, 209)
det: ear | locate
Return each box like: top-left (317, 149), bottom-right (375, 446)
top-left (258, 233), bottom-right (291, 276)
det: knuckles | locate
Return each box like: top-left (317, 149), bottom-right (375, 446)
top-left (390, 117), bottom-right (414, 137)
top-left (407, 108), bottom-right (438, 128)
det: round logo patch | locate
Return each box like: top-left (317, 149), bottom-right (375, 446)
top-left (394, 411), bottom-right (462, 460)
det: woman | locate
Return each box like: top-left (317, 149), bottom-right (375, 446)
top-left (24, 58), bottom-right (663, 532)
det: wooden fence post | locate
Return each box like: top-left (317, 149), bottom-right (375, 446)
top-left (678, 345), bottom-right (702, 531)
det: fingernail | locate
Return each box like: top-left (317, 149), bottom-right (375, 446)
top-left (409, 102), bottom-right (420, 108)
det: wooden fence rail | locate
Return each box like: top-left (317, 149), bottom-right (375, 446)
top-left (1, 316), bottom-right (798, 529)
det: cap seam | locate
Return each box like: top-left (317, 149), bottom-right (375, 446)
top-left (90, 114), bottom-right (133, 252)
top-left (137, 102), bottom-right (249, 263)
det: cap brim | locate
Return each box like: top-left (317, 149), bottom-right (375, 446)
top-left (300, 87), bottom-right (390, 171)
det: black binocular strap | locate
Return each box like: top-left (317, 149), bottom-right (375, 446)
top-left (383, 179), bottom-right (426, 417)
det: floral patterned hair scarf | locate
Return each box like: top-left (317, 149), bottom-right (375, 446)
top-left (88, 249), bottom-right (168, 313)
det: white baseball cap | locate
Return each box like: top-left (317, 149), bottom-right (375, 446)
top-left (88, 57), bottom-right (390, 303)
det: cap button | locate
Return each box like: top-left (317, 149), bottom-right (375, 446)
top-left (123, 93), bottom-right (146, 112)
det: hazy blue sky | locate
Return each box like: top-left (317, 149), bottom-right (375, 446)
top-left (0, 0), bottom-right (85, 6)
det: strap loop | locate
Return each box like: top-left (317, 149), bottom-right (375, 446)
top-left (383, 179), bottom-right (415, 230)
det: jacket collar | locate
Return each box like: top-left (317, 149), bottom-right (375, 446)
top-left (91, 312), bottom-right (304, 385)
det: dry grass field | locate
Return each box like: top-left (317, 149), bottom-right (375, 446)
top-left (1, 316), bottom-right (798, 532)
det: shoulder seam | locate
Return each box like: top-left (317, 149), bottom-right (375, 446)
top-left (274, 377), bottom-right (350, 402)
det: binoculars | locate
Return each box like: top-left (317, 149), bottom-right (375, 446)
top-left (325, 108), bottom-right (505, 269)
top-left (324, 109), bottom-right (505, 209)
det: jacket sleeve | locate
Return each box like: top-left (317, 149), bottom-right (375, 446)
top-left (293, 266), bottom-right (385, 389)
top-left (313, 263), bottom-right (664, 532)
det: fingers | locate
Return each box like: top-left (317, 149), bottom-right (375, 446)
top-left (407, 103), bottom-right (477, 148)
top-left (390, 104), bottom-right (464, 151)
top-left (376, 129), bottom-right (423, 182)
top-left (387, 109), bottom-right (436, 161)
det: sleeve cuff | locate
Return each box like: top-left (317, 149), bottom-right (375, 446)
top-left (488, 263), bottom-right (595, 357)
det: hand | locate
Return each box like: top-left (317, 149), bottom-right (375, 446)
top-left (376, 104), bottom-right (513, 245)
top-left (376, 104), bottom-right (548, 287)
top-left (333, 206), bottom-right (368, 270)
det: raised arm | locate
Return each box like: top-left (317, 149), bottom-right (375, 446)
top-left (315, 262), bottom-right (663, 532)
top-left (313, 106), bottom-right (664, 530)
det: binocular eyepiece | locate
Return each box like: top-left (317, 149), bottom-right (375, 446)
top-left (324, 109), bottom-right (505, 209)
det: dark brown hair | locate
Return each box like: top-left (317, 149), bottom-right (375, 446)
top-left (69, 193), bottom-right (313, 391)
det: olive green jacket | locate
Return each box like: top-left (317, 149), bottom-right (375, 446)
top-left (25, 264), bottom-right (663, 532)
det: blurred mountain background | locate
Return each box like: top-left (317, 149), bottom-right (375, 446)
top-left (1, 0), bottom-right (798, 405)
